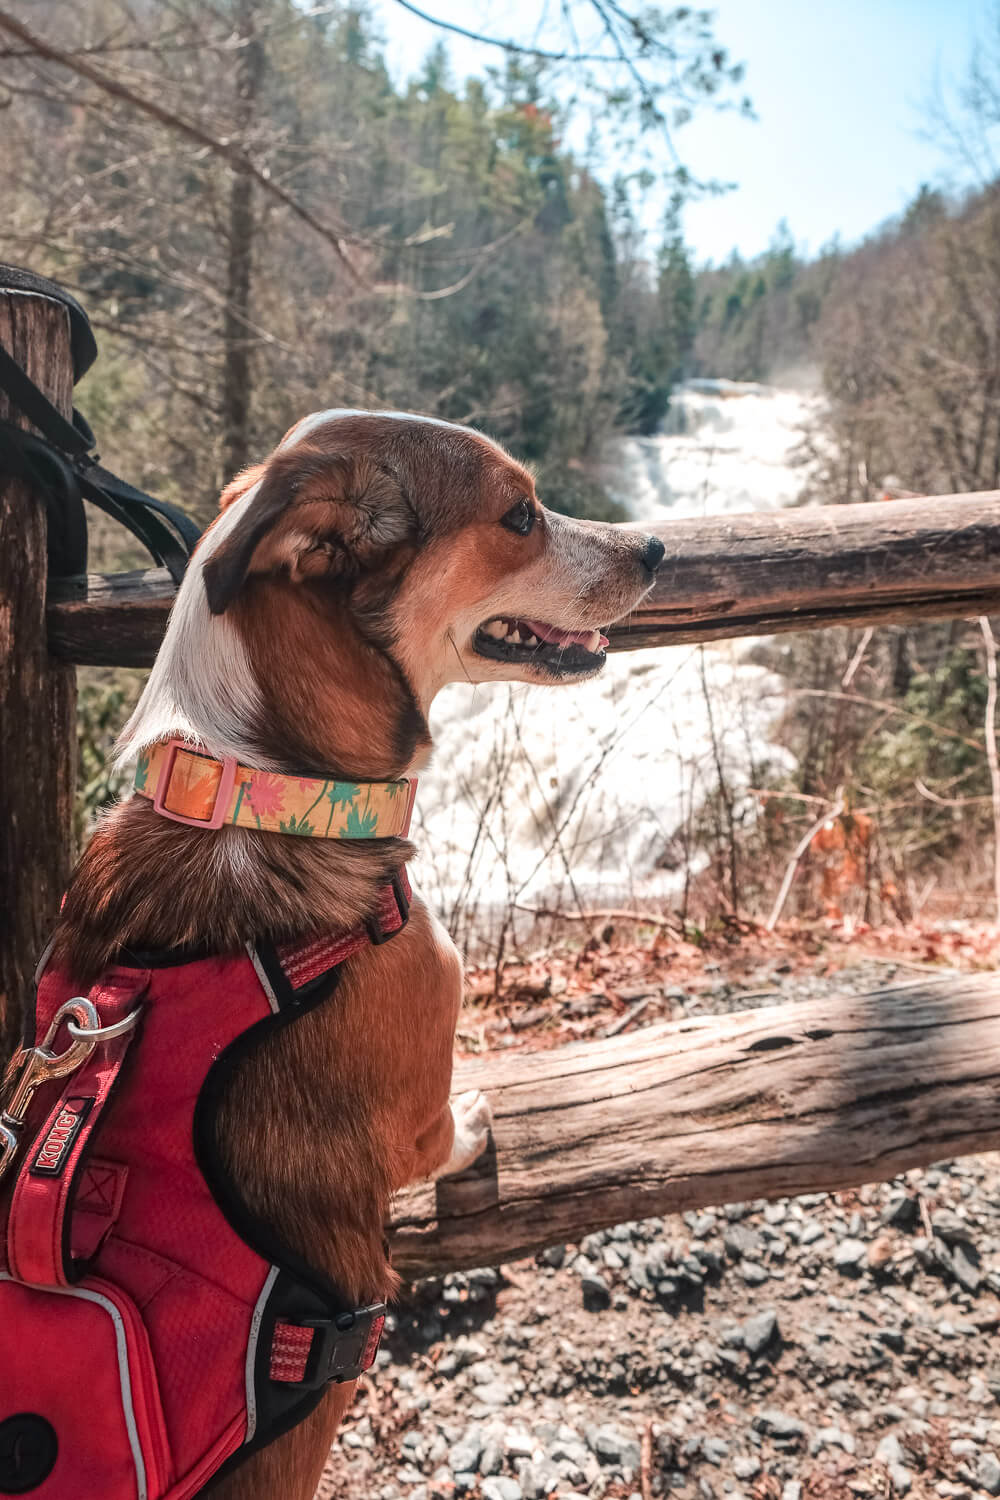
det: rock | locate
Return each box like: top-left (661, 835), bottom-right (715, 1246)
top-left (472, 1380), bottom-right (513, 1409)
top-left (873, 1326), bottom-right (905, 1353)
top-left (931, 1209), bottom-right (976, 1246)
top-left (810, 1427), bottom-right (855, 1456)
top-left (515, 1461), bottom-right (556, 1499)
top-left (781, 1484), bottom-right (802, 1500)
top-left (979, 1452), bottom-right (1000, 1495)
top-left (580, 1270), bottom-right (611, 1312)
top-left (538, 1245), bottom-right (565, 1269)
top-left (453, 1475), bottom-right (476, 1494)
top-left (589, 1426), bottom-right (641, 1472)
top-left (740, 1260), bottom-right (769, 1286)
top-left (889, 1463), bottom-right (912, 1495)
top-left (448, 1435), bottom-right (483, 1474)
top-left (480, 1439), bottom-right (503, 1476)
top-left (482, 1479), bottom-right (522, 1500)
top-left (702, 1437), bottom-right (729, 1465)
top-left (799, 1220), bottom-right (824, 1246)
top-left (741, 1309), bottom-right (779, 1359)
top-left (504, 1431), bottom-right (536, 1460)
top-left (882, 1194), bottom-right (919, 1231)
top-left (733, 1455), bottom-right (761, 1481)
top-left (833, 1238), bottom-right (867, 1274)
top-left (723, 1226), bottom-right (762, 1260)
top-left (752, 1410), bottom-right (807, 1445)
top-left (876, 1434), bottom-right (904, 1466)
top-left (950, 1243), bottom-right (982, 1295)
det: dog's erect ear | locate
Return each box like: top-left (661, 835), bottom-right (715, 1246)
top-left (202, 444), bottom-right (415, 614)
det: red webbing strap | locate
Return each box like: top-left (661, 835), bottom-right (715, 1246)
top-left (269, 1323), bottom-right (314, 1382)
top-left (269, 1310), bottom-right (385, 1384)
top-left (276, 872), bottom-right (411, 990)
top-left (6, 970), bottom-right (148, 1287)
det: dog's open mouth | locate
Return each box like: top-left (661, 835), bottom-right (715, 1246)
top-left (473, 616), bottom-right (611, 674)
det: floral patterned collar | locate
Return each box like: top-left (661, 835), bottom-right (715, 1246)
top-left (134, 739), bottom-right (417, 839)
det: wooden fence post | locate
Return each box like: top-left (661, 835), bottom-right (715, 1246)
top-left (0, 290), bottom-right (77, 1056)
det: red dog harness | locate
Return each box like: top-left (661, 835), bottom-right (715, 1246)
top-left (0, 874), bottom-right (409, 1499)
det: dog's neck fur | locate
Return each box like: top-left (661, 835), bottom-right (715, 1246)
top-left (53, 510), bottom-right (430, 985)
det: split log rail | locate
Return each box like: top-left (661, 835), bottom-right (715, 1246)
top-left (4, 283), bottom-right (1000, 1280)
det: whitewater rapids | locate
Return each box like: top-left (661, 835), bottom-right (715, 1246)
top-left (413, 382), bottom-right (818, 945)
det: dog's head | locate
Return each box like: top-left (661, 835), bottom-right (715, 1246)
top-left (125, 412), bottom-right (663, 777)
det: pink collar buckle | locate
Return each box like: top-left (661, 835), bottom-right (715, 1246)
top-left (151, 739), bottom-right (239, 829)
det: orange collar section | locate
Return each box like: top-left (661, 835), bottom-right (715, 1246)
top-left (134, 739), bottom-right (417, 838)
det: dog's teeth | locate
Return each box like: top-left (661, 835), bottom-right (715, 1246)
top-left (484, 620), bottom-right (506, 639)
top-left (585, 630), bottom-right (601, 652)
top-left (505, 622), bottom-right (520, 640)
top-left (522, 632), bottom-right (539, 647)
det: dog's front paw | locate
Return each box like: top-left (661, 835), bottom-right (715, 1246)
top-left (435, 1089), bottom-right (493, 1178)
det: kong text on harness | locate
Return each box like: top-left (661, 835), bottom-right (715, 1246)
top-left (0, 999), bottom-right (141, 1186)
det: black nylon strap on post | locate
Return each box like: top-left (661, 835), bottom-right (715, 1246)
top-left (0, 263), bottom-right (202, 583)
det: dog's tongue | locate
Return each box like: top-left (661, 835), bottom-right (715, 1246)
top-left (525, 619), bottom-right (607, 648)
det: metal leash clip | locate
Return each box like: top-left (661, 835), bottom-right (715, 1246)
top-left (0, 998), bottom-right (140, 1185)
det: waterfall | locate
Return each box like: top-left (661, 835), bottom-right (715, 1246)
top-left (414, 383), bottom-right (818, 944)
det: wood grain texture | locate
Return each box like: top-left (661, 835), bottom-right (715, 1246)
top-left (46, 490), bottom-right (1000, 665)
top-left (0, 291), bottom-right (77, 1055)
top-left (388, 974), bottom-right (1000, 1279)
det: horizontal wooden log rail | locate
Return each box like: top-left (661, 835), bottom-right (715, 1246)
top-left (47, 489), bottom-right (1000, 665)
top-left (388, 973), bottom-right (1000, 1279)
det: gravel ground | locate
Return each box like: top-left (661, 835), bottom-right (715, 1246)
top-left (318, 955), bottom-right (1000, 1500)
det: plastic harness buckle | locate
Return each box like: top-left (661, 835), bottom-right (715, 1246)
top-left (271, 1303), bottom-right (386, 1387)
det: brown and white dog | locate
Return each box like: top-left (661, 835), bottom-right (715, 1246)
top-left (52, 410), bottom-right (664, 1499)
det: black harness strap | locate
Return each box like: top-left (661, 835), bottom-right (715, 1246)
top-left (0, 264), bottom-right (201, 583)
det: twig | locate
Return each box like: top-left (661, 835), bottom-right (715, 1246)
top-left (603, 996), bottom-right (654, 1037)
top-left (766, 796), bottom-right (845, 933)
top-left (980, 616), bottom-right (1000, 925)
top-left (914, 778), bottom-right (992, 809)
top-left (391, 0), bottom-right (618, 62)
top-left (841, 625), bottom-right (874, 688)
top-left (640, 1420), bottom-right (654, 1500)
top-left (515, 904), bottom-right (681, 931)
top-left (791, 688), bottom-right (986, 752)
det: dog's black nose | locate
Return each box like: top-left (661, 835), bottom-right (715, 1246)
top-left (641, 535), bottom-right (665, 575)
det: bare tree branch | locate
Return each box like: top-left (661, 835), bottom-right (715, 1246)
top-left (0, 6), bottom-right (364, 280)
top-left (390, 0), bottom-right (618, 63)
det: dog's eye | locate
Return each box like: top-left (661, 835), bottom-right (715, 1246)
top-left (501, 498), bottom-right (536, 536)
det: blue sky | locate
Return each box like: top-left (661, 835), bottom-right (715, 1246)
top-left (372, 0), bottom-right (987, 265)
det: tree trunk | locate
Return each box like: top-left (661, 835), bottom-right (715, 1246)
top-left (221, 0), bottom-right (263, 483)
top-left (0, 291), bottom-right (76, 1058)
